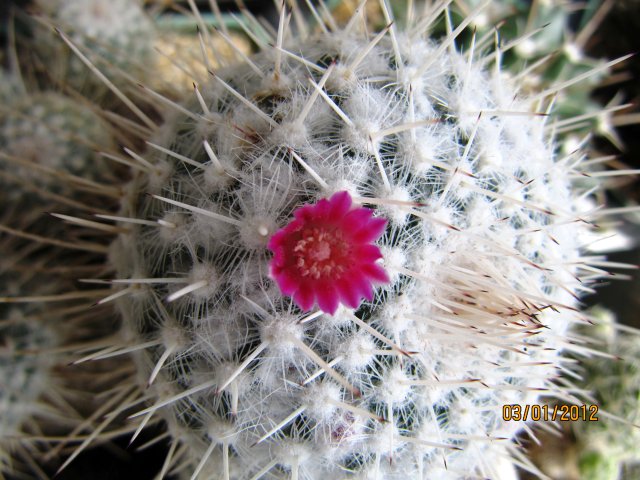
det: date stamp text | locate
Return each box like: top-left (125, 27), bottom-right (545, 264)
top-left (502, 404), bottom-right (598, 422)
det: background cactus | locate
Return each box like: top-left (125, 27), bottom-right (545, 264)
top-left (0, 205), bottom-right (125, 478)
top-left (0, 68), bottom-right (20, 102)
top-left (0, 89), bottom-right (117, 200)
top-left (0, 26), bottom-right (134, 477)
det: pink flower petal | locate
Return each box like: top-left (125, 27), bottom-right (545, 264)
top-left (316, 283), bottom-right (339, 314)
top-left (274, 273), bottom-right (299, 296)
top-left (352, 244), bottom-right (383, 263)
top-left (294, 284), bottom-right (315, 311)
top-left (348, 273), bottom-right (375, 301)
top-left (327, 190), bottom-right (352, 218)
top-left (349, 216), bottom-right (387, 243)
top-left (343, 207), bottom-right (372, 225)
top-left (294, 204), bottom-right (317, 222)
top-left (336, 278), bottom-right (361, 308)
top-left (361, 263), bottom-right (390, 284)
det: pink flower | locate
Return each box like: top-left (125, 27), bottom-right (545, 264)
top-left (268, 191), bottom-right (389, 314)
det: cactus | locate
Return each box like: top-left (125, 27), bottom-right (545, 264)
top-left (0, 209), bottom-right (81, 477)
top-left (0, 194), bottom-right (139, 477)
top-left (0, 90), bottom-right (116, 199)
top-left (0, 0), bottom-right (635, 478)
top-left (0, 66), bottom-right (126, 476)
top-left (83, 2), bottom-right (636, 478)
top-left (0, 69), bottom-right (19, 103)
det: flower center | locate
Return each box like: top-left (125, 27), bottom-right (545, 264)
top-left (293, 227), bottom-right (346, 279)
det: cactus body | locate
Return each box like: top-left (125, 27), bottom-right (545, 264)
top-left (0, 91), bottom-right (115, 197)
top-left (107, 6), bottom-right (601, 478)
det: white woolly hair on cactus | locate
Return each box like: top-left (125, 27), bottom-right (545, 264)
top-left (16, 0), bottom-right (638, 479)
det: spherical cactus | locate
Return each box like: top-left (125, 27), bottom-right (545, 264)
top-left (91, 2), bottom-right (632, 478)
top-left (0, 63), bottom-right (131, 470)
top-left (0, 90), bottom-right (116, 199)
